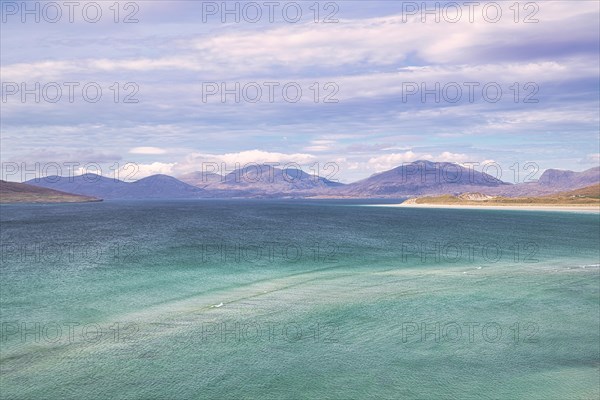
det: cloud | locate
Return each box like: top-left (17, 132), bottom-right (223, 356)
top-left (580, 153), bottom-right (600, 165)
top-left (1, 1), bottom-right (597, 182)
top-left (304, 140), bottom-right (336, 152)
top-left (129, 147), bottom-right (168, 155)
top-left (112, 162), bottom-right (175, 181)
top-left (367, 151), bottom-right (470, 171)
top-left (437, 152), bottom-right (470, 163)
top-left (4, 2), bottom-right (598, 81)
top-left (172, 150), bottom-right (317, 175)
top-left (367, 151), bottom-right (424, 171)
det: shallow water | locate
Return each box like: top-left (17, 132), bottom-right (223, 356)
top-left (1, 200), bottom-right (599, 399)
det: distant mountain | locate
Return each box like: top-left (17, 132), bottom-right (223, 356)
top-left (25, 174), bottom-right (127, 199)
top-left (178, 171), bottom-right (224, 188)
top-left (341, 162), bottom-right (599, 198)
top-left (181, 165), bottom-right (344, 198)
top-left (490, 166), bottom-right (600, 197)
top-left (21, 163), bottom-right (600, 200)
top-left (26, 168), bottom-right (342, 199)
top-left (25, 173), bottom-right (205, 200)
top-left (127, 174), bottom-right (206, 198)
top-left (341, 160), bottom-right (509, 197)
top-left (0, 180), bottom-right (101, 203)
top-left (537, 166), bottom-right (600, 190)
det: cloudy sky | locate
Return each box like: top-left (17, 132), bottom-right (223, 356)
top-left (1, 0), bottom-right (599, 183)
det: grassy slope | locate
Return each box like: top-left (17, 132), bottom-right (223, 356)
top-left (0, 180), bottom-right (102, 204)
top-left (410, 184), bottom-right (600, 206)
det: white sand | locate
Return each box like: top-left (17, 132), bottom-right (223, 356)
top-left (375, 203), bottom-right (600, 213)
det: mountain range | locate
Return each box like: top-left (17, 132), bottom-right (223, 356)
top-left (340, 160), bottom-right (509, 197)
top-left (21, 174), bottom-right (206, 200)
top-left (179, 165), bottom-right (343, 198)
top-left (16, 161), bottom-right (600, 201)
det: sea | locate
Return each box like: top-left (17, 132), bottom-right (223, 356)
top-left (1, 200), bottom-right (599, 399)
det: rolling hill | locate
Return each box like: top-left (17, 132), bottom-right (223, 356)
top-left (404, 184), bottom-right (600, 206)
top-left (25, 174), bottom-right (206, 200)
top-left (0, 180), bottom-right (101, 203)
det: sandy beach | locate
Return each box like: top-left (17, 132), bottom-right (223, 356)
top-left (375, 203), bottom-right (600, 213)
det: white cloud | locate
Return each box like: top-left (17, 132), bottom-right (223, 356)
top-left (304, 140), bottom-right (336, 152)
top-left (3, 3), bottom-right (597, 81)
top-left (172, 150), bottom-right (317, 175)
top-left (367, 151), bottom-right (424, 171)
top-left (581, 153), bottom-right (600, 165)
top-left (367, 151), bottom-right (470, 172)
top-left (72, 162), bottom-right (175, 181)
top-left (129, 147), bottom-right (168, 155)
top-left (437, 152), bottom-right (469, 163)
top-left (122, 162), bottom-right (175, 180)
top-left (480, 159), bottom-right (497, 166)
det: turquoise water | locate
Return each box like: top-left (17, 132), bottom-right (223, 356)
top-left (1, 201), bottom-right (599, 399)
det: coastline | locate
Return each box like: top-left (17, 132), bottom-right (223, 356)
top-left (377, 203), bottom-right (600, 213)
top-left (0, 197), bottom-right (102, 204)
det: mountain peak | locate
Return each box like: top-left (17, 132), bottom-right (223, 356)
top-left (537, 166), bottom-right (600, 189)
top-left (21, 164), bottom-right (600, 199)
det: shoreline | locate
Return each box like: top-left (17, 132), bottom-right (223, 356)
top-left (374, 203), bottom-right (600, 213)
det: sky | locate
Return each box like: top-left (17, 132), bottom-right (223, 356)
top-left (1, 0), bottom-right (599, 183)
